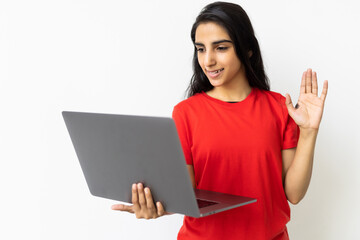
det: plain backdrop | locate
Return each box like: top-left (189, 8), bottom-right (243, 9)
top-left (1, 0), bottom-right (359, 239)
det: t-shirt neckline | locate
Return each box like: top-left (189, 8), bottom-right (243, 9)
top-left (201, 88), bottom-right (256, 106)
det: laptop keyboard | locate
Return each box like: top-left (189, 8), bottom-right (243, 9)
top-left (196, 199), bottom-right (219, 208)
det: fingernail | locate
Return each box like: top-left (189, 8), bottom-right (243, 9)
top-left (137, 183), bottom-right (142, 189)
top-left (132, 183), bottom-right (136, 190)
top-left (145, 188), bottom-right (149, 194)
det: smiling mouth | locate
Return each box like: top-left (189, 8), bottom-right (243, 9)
top-left (207, 68), bottom-right (224, 74)
top-left (207, 68), bottom-right (224, 78)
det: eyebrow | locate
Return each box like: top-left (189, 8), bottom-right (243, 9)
top-left (194, 39), bottom-right (233, 46)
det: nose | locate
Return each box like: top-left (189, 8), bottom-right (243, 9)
top-left (204, 50), bottom-right (216, 68)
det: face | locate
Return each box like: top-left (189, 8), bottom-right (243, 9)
top-left (194, 22), bottom-right (245, 89)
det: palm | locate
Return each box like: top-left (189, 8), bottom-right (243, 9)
top-left (286, 69), bottom-right (328, 130)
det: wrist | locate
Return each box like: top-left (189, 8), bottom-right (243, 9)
top-left (299, 127), bottom-right (319, 139)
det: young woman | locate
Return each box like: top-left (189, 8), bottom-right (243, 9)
top-left (112, 2), bottom-right (328, 239)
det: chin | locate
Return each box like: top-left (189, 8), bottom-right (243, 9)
top-left (208, 79), bottom-right (224, 88)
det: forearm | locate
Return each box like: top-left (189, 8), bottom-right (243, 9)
top-left (284, 129), bottom-right (318, 204)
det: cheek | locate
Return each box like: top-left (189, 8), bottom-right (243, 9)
top-left (225, 56), bottom-right (241, 72)
top-left (218, 54), bottom-right (232, 66)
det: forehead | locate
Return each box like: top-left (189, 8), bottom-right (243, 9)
top-left (195, 22), bottom-right (231, 43)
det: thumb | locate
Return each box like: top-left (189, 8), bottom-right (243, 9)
top-left (111, 204), bottom-right (134, 213)
top-left (285, 93), bottom-right (296, 117)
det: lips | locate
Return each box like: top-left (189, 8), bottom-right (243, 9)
top-left (207, 68), bottom-right (224, 78)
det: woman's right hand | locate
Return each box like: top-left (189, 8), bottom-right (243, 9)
top-left (111, 183), bottom-right (167, 219)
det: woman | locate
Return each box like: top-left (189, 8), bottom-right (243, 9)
top-left (112, 2), bottom-right (328, 239)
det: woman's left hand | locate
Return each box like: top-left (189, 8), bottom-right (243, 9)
top-left (285, 68), bottom-right (328, 130)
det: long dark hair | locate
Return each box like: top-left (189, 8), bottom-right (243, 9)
top-left (186, 1), bottom-right (270, 97)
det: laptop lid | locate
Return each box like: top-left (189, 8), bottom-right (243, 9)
top-left (63, 111), bottom-right (256, 218)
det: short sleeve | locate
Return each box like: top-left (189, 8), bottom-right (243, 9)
top-left (277, 93), bottom-right (299, 149)
top-left (172, 105), bottom-right (193, 165)
top-left (282, 115), bottom-right (300, 149)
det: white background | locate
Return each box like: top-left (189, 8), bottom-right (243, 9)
top-left (1, 0), bottom-right (359, 239)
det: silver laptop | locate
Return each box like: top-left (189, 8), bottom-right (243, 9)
top-left (62, 111), bottom-right (256, 218)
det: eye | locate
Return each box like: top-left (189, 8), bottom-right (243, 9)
top-left (196, 48), bottom-right (205, 53)
top-left (217, 46), bottom-right (228, 51)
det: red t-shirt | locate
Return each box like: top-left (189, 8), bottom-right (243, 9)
top-left (172, 88), bottom-right (299, 240)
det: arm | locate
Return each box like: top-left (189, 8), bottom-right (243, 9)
top-left (187, 164), bottom-right (196, 189)
top-left (283, 68), bottom-right (328, 205)
top-left (282, 130), bottom-right (317, 204)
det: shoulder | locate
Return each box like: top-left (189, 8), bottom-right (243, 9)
top-left (173, 93), bottom-right (204, 114)
top-left (255, 88), bottom-right (289, 119)
top-left (255, 88), bottom-right (287, 109)
top-left (172, 94), bottom-right (205, 134)
top-left (256, 88), bottom-right (285, 103)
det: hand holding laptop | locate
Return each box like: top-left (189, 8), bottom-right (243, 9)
top-left (111, 183), bottom-right (169, 219)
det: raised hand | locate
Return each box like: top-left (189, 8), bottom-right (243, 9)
top-left (111, 183), bottom-right (167, 219)
top-left (285, 69), bottom-right (328, 130)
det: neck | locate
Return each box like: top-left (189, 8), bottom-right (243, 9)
top-left (207, 80), bottom-right (252, 102)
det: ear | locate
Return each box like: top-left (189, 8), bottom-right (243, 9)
top-left (248, 50), bottom-right (253, 58)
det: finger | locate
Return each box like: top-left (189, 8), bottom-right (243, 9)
top-left (312, 71), bottom-right (318, 96)
top-left (137, 183), bottom-right (147, 209)
top-left (300, 71), bottom-right (306, 94)
top-left (285, 93), bottom-right (296, 117)
top-left (144, 188), bottom-right (157, 213)
top-left (111, 204), bottom-right (134, 213)
top-left (131, 183), bottom-right (140, 211)
top-left (320, 80), bottom-right (328, 101)
top-left (305, 68), bottom-right (312, 93)
top-left (156, 202), bottom-right (165, 216)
